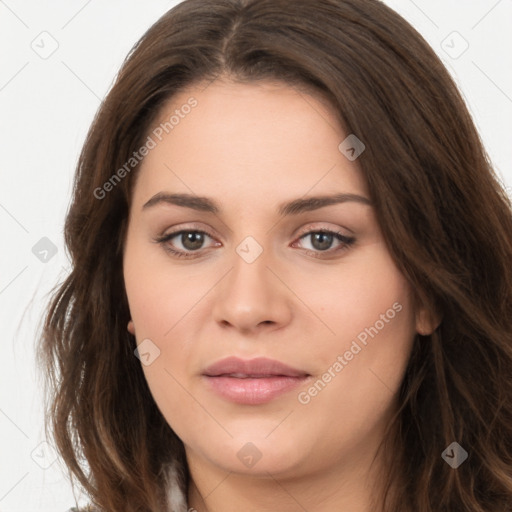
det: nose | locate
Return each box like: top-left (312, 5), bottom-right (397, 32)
top-left (211, 241), bottom-right (293, 335)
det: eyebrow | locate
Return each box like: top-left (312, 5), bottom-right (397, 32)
top-left (142, 192), bottom-right (372, 216)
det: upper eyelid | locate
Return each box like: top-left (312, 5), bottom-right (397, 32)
top-left (160, 225), bottom-right (217, 241)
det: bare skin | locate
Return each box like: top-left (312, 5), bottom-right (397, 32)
top-left (123, 78), bottom-right (437, 512)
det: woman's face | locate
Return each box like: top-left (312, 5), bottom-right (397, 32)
top-left (123, 79), bottom-right (428, 480)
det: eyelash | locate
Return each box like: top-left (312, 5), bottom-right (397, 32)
top-left (154, 227), bottom-right (356, 260)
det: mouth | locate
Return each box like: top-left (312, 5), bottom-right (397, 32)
top-left (202, 357), bottom-right (310, 405)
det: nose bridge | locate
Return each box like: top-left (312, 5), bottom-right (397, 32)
top-left (228, 233), bottom-right (273, 297)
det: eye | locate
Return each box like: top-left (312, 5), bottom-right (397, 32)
top-left (292, 228), bottom-right (356, 258)
top-left (154, 229), bottom-right (219, 259)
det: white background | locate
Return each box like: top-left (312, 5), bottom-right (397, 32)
top-left (1, 1), bottom-right (511, 510)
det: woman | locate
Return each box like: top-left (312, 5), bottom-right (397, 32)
top-left (38, 0), bottom-right (512, 511)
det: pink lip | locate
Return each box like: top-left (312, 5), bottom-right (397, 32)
top-left (202, 357), bottom-right (310, 405)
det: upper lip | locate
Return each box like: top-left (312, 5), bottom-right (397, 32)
top-left (202, 357), bottom-right (309, 378)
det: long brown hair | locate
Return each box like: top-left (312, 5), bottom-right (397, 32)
top-left (37, 0), bottom-right (512, 510)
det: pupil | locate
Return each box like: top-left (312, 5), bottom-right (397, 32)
top-left (312, 232), bottom-right (333, 251)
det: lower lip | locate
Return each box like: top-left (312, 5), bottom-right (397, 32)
top-left (203, 375), bottom-right (309, 405)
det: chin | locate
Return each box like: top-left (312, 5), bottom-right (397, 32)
top-left (197, 431), bottom-right (310, 477)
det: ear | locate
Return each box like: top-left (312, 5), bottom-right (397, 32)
top-left (415, 304), bottom-right (442, 335)
top-left (127, 319), bottom-right (136, 335)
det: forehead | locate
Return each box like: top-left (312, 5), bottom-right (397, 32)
top-left (133, 79), bottom-right (368, 207)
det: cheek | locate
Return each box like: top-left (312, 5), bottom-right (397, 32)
top-left (123, 243), bottom-right (201, 441)
top-left (123, 234), bottom-right (198, 339)
top-left (306, 254), bottom-right (415, 404)
top-left (123, 237), bottom-right (204, 408)
top-left (293, 255), bottom-right (415, 461)
top-left (302, 246), bottom-right (415, 359)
